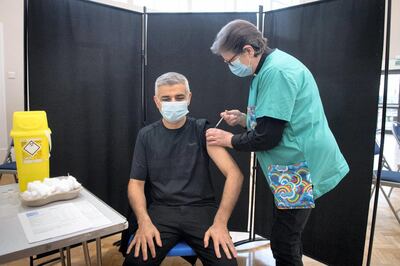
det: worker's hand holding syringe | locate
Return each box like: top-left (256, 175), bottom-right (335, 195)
top-left (207, 109), bottom-right (246, 148)
top-left (219, 110), bottom-right (246, 128)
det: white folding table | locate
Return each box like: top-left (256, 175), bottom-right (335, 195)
top-left (0, 182), bottom-right (128, 265)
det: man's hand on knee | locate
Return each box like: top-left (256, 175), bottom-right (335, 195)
top-left (126, 220), bottom-right (162, 261)
top-left (204, 222), bottom-right (237, 260)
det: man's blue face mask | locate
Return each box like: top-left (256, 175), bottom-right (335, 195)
top-left (228, 54), bottom-right (253, 77)
top-left (160, 101), bottom-right (189, 123)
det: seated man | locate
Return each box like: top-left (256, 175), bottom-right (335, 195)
top-left (123, 72), bottom-right (243, 266)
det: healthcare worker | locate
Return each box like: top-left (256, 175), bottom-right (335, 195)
top-left (206, 19), bottom-right (349, 266)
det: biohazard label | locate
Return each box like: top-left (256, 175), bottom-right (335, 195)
top-left (24, 140), bottom-right (40, 156)
top-left (21, 139), bottom-right (43, 163)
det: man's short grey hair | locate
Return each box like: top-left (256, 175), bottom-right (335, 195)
top-left (210, 19), bottom-right (267, 56)
top-left (154, 72), bottom-right (191, 95)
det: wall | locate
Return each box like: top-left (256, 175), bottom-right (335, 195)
top-left (0, 23), bottom-right (7, 159)
top-left (90, 0), bottom-right (142, 11)
top-left (0, 0), bottom-right (24, 159)
top-left (391, 0), bottom-right (400, 64)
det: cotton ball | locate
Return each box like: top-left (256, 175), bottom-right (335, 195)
top-left (58, 180), bottom-right (70, 193)
top-left (43, 184), bottom-right (52, 197)
top-left (72, 180), bottom-right (81, 190)
top-left (51, 179), bottom-right (61, 191)
top-left (53, 183), bottom-right (60, 193)
top-left (29, 181), bottom-right (43, 196)
top-left (59, 180), bottom-right (68, 190)
top-left (44, 178), bottom-right (56, 194)
top-left (35, 184), bottom-right (47, 198)
top-left (24, 177), bottom-right (81, 200)
top-left (22, 191), bottom-right (32, 200)
top-left (45, 180), bottom-right (56, 194)
top-left (27, 182), bottom-right (35, 192)
top-left (67, 176), bottom-right (81, 190)
top-left (48, 184), bottom-right (56, 194)
top-left (67, 176), bottom-right (77, 182)
top-left (29, 181), bottom-right (40, 190)
top-left (30, 190), bottom-right (39, 199)
top-left (63, 177), bottom-right (74, 190)
top-left (41, 183), bottom-right (51, 197)
top-left (61, 179), bottom-right (70, 191)
top-left (43, 178), bottom-right (52, 188)
top-left (29, 182), bottom-right (40, 193)
top-left (68, 176), bottom-right (80, 187)
top-left (61, 184), bottom-right (69, 192)
top-left (53, 179), bottom-right (68, 193)
top-left (67, 179), bottom-right (75, 191)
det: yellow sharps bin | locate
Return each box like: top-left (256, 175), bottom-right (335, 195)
top-left (10, 111), bottom-right (51, 192)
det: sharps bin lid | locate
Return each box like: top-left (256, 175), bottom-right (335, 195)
top-left (10, 111), bottom-right (51, 137)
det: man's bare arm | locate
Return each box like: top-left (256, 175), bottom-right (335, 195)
top-left (204, 144), bottom-right (244, 259)
top-left (127, 179), bottom-right (162, 260)
top-left (128, 179), bottom-right (150, 224)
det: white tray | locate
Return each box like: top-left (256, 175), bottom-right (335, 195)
top-left (20, 187), bottom-right (82, 207)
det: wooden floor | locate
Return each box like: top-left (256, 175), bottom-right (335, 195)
top-left (364, 134), bottom-right (400, 266)
top-left (0, 219), bottom-right (322, 266)
top-left (2, 133), bottom-right (400, 265)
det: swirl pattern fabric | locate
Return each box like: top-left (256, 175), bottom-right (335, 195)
top-left (267, 161), bottom-right (315, 209)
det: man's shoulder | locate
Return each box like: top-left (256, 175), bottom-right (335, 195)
top-left (187, 117), bottom-right (209, 131)
top-left (137, 117), bottom-right (209, 139)
top-left (138, 120), bottom-right (162, 137)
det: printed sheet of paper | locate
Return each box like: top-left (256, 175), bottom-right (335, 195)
top-left (18, 200), bottom-right (111, 243)
top-left (74, 200), bottom-right (111, 228)
top-left (18, 202), bottom-right (92, 243)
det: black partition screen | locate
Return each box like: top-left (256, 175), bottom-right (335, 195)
top-left (26, 0), bottom-right (385, 261)
top-left (255, 0), bottom-right (384, 264)
top-left (27, 0), bottom-right (143, 214)
top-left (145, 13), bottom-right (257, 230)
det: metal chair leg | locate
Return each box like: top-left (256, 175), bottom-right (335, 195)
top-left (13, 174), bottom-right (18, 183)
top-left (82, 241), bottom-right (91, 266)
top-left (380, 185), bottom-right (400, 224)
top-left (96, 238), bottom-right (103, 266)
top-left (388, 187), bottom-right (394, 198)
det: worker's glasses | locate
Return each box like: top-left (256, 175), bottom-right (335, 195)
top-left (224, 54), bottom-right (240, 66)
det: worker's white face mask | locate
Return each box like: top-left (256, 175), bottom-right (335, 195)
top-left (160, 101), bottom-right (189, 123)
top-left (229, 54), bottom-right (253, 77)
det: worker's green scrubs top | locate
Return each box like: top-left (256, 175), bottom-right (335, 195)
top-left (248, 49), bottom-right (349, 199)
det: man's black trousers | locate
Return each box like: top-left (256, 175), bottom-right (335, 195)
top-left (123, 205), bottom-right (238, 266)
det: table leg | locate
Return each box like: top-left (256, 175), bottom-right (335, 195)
top-left (66, 246), bottom-right (71, 266)
top-left (82, 241), bottom-right (91, 266)
top-left (96, 237), bottom-right (103, 266)
top-left (59, 248), bottom-right (66, 266)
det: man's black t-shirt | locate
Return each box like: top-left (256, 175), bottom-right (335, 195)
top-left (130, 117), bottom-right (216, 206)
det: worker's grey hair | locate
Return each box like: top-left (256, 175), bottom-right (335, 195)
top-left (210, 19), bottom-right (267, 56)
top-left (154, 72), bottom-right (190, 95)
